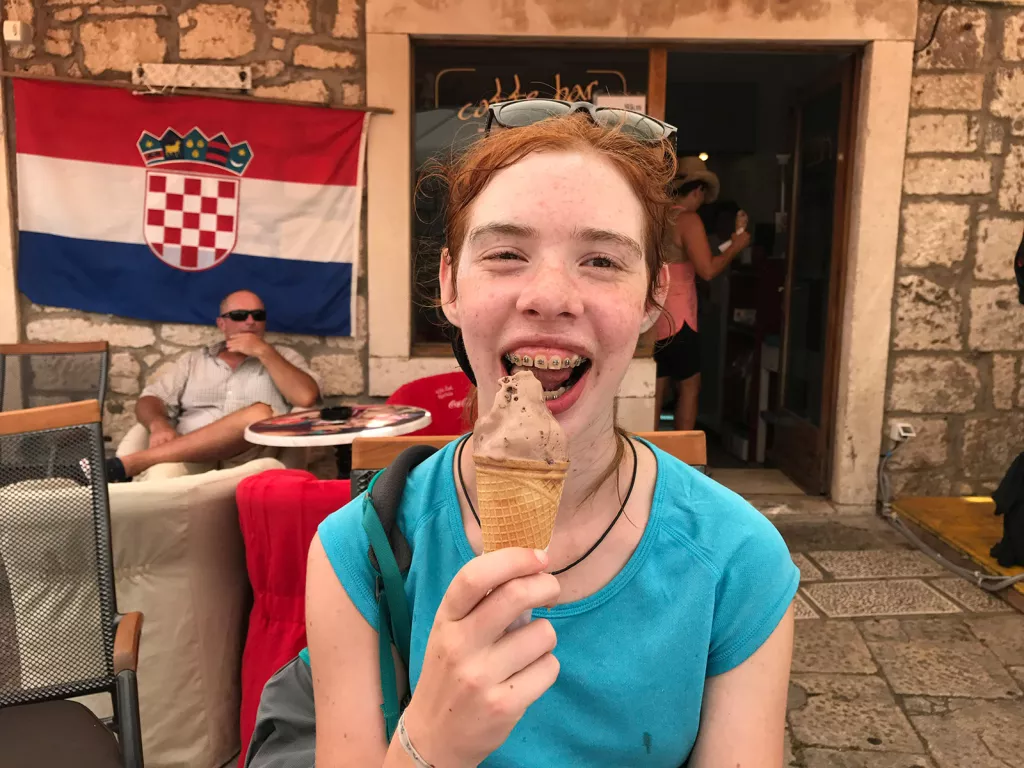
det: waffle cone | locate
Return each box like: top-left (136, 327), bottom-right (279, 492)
top-left (473, 455), bottom-right (569, 553)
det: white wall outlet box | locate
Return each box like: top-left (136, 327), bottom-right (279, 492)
top-left (3, 21), bottom-right (31, 44)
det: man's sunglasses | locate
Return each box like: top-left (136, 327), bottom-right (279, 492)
top-left (220, 309), bottom-right (266, 322)
top-left (485, 99), bottom-right (677, 144)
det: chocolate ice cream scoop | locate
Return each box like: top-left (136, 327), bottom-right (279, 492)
top-left (473, 371), bottom-right (568, 465)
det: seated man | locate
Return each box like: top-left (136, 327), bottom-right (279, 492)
top-left (107, 290), bottom-right (321, 482)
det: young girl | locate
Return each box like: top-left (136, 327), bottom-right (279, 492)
top-left (306, 102), bottom-right (797, 768)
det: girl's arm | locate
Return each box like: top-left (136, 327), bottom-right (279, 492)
top-left (688, 605), bottom-right (796, 768)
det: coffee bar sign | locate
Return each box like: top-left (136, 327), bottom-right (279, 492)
top-left (433, 68), bottom-right (644, 121)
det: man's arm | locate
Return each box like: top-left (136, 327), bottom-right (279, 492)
top-left (257, 345), bottom-right (320, 407)
top-left (135, 396), bottom-right (174, 432)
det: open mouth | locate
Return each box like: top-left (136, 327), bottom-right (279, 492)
top-left (503, 352), bottom-right (592, 401)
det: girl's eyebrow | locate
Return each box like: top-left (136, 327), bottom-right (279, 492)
top-left (467, 221), bottom-right (539, 245)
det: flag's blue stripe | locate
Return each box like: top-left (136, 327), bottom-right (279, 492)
top-left (18, 231), bottom-right (352, 336)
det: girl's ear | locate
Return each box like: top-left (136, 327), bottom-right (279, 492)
top-left (439, 247), bottom-right (460, 327)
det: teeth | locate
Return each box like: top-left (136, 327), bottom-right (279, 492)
top-left (549, 357), bottom-right (562, 370)
top-left (543, 386), bottom-right (566, 401)
top-left (522, 354), bottom-right (532, 366)
top-left (564, 357), bottom-right (572, 368)
top-left (510, 353), bottom-right (521, 366)
top-left (504, 353), bottom-right (588, 369)
top-left (534, 355), bottom-right (548, 370)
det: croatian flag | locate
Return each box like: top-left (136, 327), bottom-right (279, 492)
top-left (14, 80), bottom-right (368, 336)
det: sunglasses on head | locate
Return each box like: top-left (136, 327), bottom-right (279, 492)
top-left (220, 309), bottom-right (266, 322)
top-left (485, 99), bottom-right (677, 144)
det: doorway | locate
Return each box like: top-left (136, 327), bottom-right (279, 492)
top-left (658, 49), bottom-right (859, 497)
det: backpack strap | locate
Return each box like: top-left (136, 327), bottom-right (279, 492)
top-left (361, 444), bottom-right (438, 741)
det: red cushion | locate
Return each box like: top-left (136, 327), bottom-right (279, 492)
top-left (236, 470), bottom-right (352, 764)
top-left (385, 371), bottom-right (473, 436)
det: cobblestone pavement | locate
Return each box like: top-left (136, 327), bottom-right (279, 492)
top-left (776, 513), bottom-right (1024, 768)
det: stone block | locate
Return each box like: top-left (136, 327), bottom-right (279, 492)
top-left (17, 63), bottom-right (57, 76)
top-left (969, 285), bottom-right (1024, 350)
top-left (80, 19), bottom-right (165, 75)
top-left (253, 80), bottom-right (329, 104)
top-left (889, 469), bottom-right (952, 498)
top-left (271, 36), bottom-right (286, 51)
top-left (886, 418), bottom-right (949, 470)
top-left (263, 332), bottom-right (319, 348)
top-left (159, 323), bottom-right (221, 347)
top-left (265, 0), bottom-right (312, 33)
top-left (893, 275), bottom-right (962, 351)
top-left (802, 751), bottom-right (932, 768)
top-left (109, 352), bottom-right (141, 395)
top-left (44, 28), bottom-right (73, 56)
top-left (341, 82), bottom-right (363, 106)
top-left (26, 317), bottom-right (156, 348)
top-left (907, 114), bottom-right (979, 154)
top-left (143, 353), bottom-right (160, 366)
top-left (1005, 13), bottom-right (1024, 61)
top-left (309, 353), bottom-right (364, 396)
top-left (252, 60), bottom-right (286, 81)
top-left (900, 202), bottom-right (970, 269)
top-left (999, 145), bottom-right (1024, 211)
top-left (915, 5), bottom-right (988, 71)
top-left (86, 5), bottom-right (169, 16)
top-left (887, 356), bottom-right (979, 413)
top-left (792, 621), bottom-right (877, 674)
top-left (293, 44), bottom-right (357, 70)
top-left (910, 74), bottom-right (985, 110)
top-left (974, 218), bottom-right (1023, 280)
top-left (53, 7), bottom-right (82, 22)
top-left (333, 0), bottom-right (358, 38)
top-left (6, 0), bottom-right (33, 24)
top-left (911, 701), bottom-right (1024, 768)
top-left (903, 158), bottom-right (991, 196)
top-left (963, 412), bottom-right (1024, 478)
top-left (992, 355), bottom-right (1019, 410)
top-left (178, 4), bottom-right (255, 60)
top-left (989, 70), bottom-right (1024, 134)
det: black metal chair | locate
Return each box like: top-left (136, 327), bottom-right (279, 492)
top-left (0, 342), bottom-right (110, 413)
top-left (0, 401), bottom-right (143, 768)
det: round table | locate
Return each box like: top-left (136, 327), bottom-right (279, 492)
top-left (244, 405), bottom-right (432, 448)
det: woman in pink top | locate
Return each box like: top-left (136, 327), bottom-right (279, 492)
top-left (654, 157), bottom-right (750, 431)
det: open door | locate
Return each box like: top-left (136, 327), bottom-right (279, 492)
top-left (769, 57), bottom-right (858, 494)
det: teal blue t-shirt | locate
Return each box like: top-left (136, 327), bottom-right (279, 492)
top-left (318, 439), bottom-right (798, 767)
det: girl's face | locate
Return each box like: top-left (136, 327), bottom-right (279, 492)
top-left (441, 150), bottom-right (666, 442)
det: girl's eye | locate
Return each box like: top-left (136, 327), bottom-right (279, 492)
top-left (487, 251), bottom-right (523, 262)
top-left (586, 256), bottom-right (617, 269)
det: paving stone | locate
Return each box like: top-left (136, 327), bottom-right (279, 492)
top-left (775, 517), bottom-right (913, 553)
top-left (789, 674), bottom-right (923, 753)
top-left (748, 496), bottom-right (837, 517)
top-left (809, 551), bottom-right (949, 580)
top-left (868, 636), bottom-right (1020, 699)
top-left (803, 580), bottom-right (960, 619)
top-left (793, 620), bottom-right (877, 674)
top-left (863, 617), bottom-right (978, 644)
top-left (902, 696), bottom-right (937, 715)
top-left (965, 615), bottom-right (1024, 665)
top-left (911, 700), bottom-right (1024, 768)
top-left (930, 578), bottom-right (1014, 614)
top-left (794, 592), bottom-right (821, 620)
top-left (793, 553), bottom-right (824, 582)
top-left (1011, 666), bottom-right (1024, 687)
top-left (802, 750), bottom-right (934, 768)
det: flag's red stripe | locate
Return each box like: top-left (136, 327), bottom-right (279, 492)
top-left (14, 80), bottom-right (364, 187)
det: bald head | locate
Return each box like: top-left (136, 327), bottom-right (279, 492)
top-left (220, 290), bottom-right (264, 315)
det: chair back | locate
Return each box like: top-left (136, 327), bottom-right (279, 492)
top-left (0, 401), bottom-right (119, 707)
top-left (0, 342), bottom-right (110, 413)
top-left (350, 431), bottom-right (708, 498)
top-left (384, 371), bottom-right (473, 436)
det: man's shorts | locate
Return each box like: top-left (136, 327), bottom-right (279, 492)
top-left (654, 324), bottom-right (701, 382)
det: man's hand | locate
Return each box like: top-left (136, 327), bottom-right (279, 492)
top-left (226, 332), bottom-right (271, 359)
top-left (148, 422), bottom-right (177, 449)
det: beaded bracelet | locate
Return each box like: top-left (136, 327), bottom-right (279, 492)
top-left (397, 711), bottom-right (436, 768)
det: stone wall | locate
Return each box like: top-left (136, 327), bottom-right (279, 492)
top-left (887, 2), bottom-right (1024, 496)
top-left (4, 0), bottom-right (368, 444)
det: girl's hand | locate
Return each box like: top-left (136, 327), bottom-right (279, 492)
top-left (400, 548), bottom-right (561, 768)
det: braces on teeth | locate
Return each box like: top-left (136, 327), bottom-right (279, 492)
top-left (505, 353), bottom-right (586, 370)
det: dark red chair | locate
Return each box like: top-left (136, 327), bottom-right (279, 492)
top-left (385, 371), bottom-right (473, 436)
top-left (236, 469), bottom-right (352, 765)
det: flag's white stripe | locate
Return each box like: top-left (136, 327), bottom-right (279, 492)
top-left (16, 154), bottom-right (358, 264)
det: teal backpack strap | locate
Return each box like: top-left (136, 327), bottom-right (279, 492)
top-left (360, 444), bottom-right (439, 742)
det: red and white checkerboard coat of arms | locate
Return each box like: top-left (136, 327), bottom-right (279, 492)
top-left (143, 171), bottom-right (238, 271)
top-left (137, 127), bottom-right (252, 272)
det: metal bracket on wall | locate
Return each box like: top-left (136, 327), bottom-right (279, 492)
top-left (132, 63), bottom-right (252, 92)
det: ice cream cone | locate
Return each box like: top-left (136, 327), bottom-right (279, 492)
top-left (474, 455), bottom-right (569, 552)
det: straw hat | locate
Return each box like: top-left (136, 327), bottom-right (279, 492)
top-left (670, 156), bottom-right (720, 203)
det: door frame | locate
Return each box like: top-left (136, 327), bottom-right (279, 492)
top-left (774, 54), bottom-right (861, 493)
